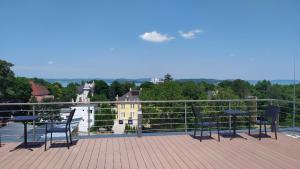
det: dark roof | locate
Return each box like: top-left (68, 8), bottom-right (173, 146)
top-left (118, 90), bottom-right (141, 101)
top-left (30, 81), bottom-right (50, 96)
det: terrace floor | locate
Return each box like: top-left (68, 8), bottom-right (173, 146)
top-left (1, 132), bottom-right (300, 169)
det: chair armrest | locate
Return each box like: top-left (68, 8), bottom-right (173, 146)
top-left (43, 121), bottom-right (67, 124)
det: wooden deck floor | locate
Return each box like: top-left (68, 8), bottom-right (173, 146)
top-left (1, 133), bottom-right (300, 169)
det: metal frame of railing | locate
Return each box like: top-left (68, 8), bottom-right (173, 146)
top-left (0, 99), bottom-right (299, 142)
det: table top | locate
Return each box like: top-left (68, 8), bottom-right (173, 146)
top-left (10, 116), bottom-right (39, 122)
top-left (224, 109), bottom-right (249, 116)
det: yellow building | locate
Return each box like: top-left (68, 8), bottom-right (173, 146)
top-left (113, 89), bottom-right (141, 133)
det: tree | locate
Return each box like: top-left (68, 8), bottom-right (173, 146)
top-left (164, 73), bottom-right (173, 82)
top-left (10, 77), bottom-right (32, 102)
top-left (108, 81), bottom-right (126, 100)
top-left (93, 80), bottom-right (109, 98)
top-left (254, 80), bottom-right (272, 98)
top-left (0, 59), bottom-right (15, 102)
top-left (181, 81), bottom-right (201, 100)
top-left (61, 83), bottom-right (79, 102)
top-left (48, 82), bottom-right (63, 101)
top-left (231, 79), bottom-right (251, 98)
top-left (140, 81), bottom-right (154, 89)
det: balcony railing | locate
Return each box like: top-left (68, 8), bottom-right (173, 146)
top-left (0, 99), bottom-right (299, 142)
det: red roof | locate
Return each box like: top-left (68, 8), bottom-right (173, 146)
top-left (30, 81), bottom-right (50, 96)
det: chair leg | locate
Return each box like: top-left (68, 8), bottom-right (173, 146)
top-left (217, 125), bottom-right (220, 142)
top-left (50, 132), bottom-right (53, 145)
top-left (248, 115), bottom-right (251, 135)
top-left (45, 132), bottom-right (47, 151)
top-left (69, 128), bottom-right (72, 144)
top-left (259, 123), bottom-right (262, 140)
top-left (264, 124), bottom-right (267, 136)
top-left (209, 127), bottom-right (212, 137)
top-left (66, 132), bottom-right (69, 149)
top-left (194, 126), bottom-right (197, 138)
top-left (274, 122), bottom-right (277, 140)
top-left (200, 126), bottom-right (203, 142)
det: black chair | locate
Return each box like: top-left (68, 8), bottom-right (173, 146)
top-left (192, 105), bottom-right (220, 142)
top-left (254, 106), bottom-right (280, 140)
top-left (45, 109), bottom-right (75, 151)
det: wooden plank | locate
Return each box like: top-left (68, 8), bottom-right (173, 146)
top-left (133, 137), bottom-right (156, 169)
top-left (123, 137), bottom-right (139, 169)
top-left (143, 136), bottom-right (173, 169)
top-left (12, 145), bottom-right (45, 169)
top-left (205, 135), bottom-right (266, 169)
top-left (38, 142), bottom-right (64, 169)
top-left (127, 136), bottom-right (147, 169)
top-left (180, 135), bottom-right (225, 169)
top-left (2, 134), bottom-right (300, 169)
top-left (96, 138), bottom-right (107, 169)
top-left (104, 137), bottom-right (114, 169)
top-left (63, 139), bottom-right (86, 169)
top-left (0, 143), bottom-right (20, 164)
top-left (26, 144), bottom-right (57, 169)
top-left (112, 137), bottom-right (122, 169)
top-left (156, 136), bottom-right (190, 169)
top-left (140, 136), bottom-right (164, 169)
top-left (79, 138), bottom-right (96, 169)
top-left (117, 137), bottom-right (130, 169)
top-left (165, 135), bottom-right (209, 169)
top-left (19, 144), bottom-right (47, 169)
top-left (149, 136), bottom-right (181, 169)
top-left (88, 138), bottom-right (102, 169)
top-left (53, 139), bottom-right (83, 169)
top-left (70, 139), bottom-right (91, 169)
top-left (163, 135), bottom-right (199, 169)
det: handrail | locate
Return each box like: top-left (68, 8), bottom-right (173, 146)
top-left (0, 98), bottom-right (283, 106)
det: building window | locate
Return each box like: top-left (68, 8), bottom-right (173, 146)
top-left (131, 104), bottom-right (134, 108)
top-left (121, 104), bottom-right (125, 109)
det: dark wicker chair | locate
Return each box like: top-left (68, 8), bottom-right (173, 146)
top-left (44, 109), bottom-right (75, 151)
top-left (253, 106), bottom-right (280, 140)
top-left (192, 105), bottom-right (220, 142)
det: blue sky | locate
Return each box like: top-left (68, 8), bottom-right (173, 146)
top-left (0, 0), bottom-right (299, 80)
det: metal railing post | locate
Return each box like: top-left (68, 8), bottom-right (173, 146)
top-left (137, 108), bottom-right (142, 137)
top-left (293, 100), bottom-right (296, 128)
top-left (184, 102), bottom-right (187, 135)
top-left (88, 104), bottom-right (90, 136)
top-left (229, 101), bottom-right (232, 131)
top-left (33, 105), bottom-right (36, 141)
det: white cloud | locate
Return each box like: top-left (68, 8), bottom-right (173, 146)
top-left (48, 61), bottom-right (54, 65)
top-left (139, 31), bottom-right (174, 43)
top-left (178, 29), bottom-right (203, 39)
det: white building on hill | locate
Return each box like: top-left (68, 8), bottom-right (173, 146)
top-left (76, 81), bottom-right (95, 103)
top-left (61, 106), bottom-right (95, 133)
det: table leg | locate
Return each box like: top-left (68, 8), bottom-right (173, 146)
top-left (24, 122), bottom-right (27, 146)
top-left (248, 114), bottom-right (251, 135)
top-left (233, 116), bottom-right (236, 136)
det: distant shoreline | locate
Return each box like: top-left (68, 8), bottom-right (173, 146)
top-left (44, 78), bottom-right (300, 87)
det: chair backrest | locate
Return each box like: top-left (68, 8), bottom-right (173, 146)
top-left (191, 105), bottom-right (203, 122)
top-left (264, 106), bottom-right (280, 122)
top-left (66, 109), bottom-right (76, 126)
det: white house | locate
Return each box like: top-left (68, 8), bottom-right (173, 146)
top-left (151, 77), bottom-right (164, 84)
top-left (76, 81), bottom-right (95, 103)
top-left (61, 106), bottom-right (95, 133)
